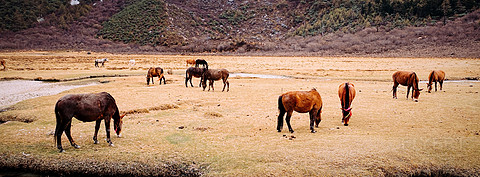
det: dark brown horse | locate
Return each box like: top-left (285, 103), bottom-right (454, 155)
top-left (146, 67), bottom-right (166, 85)
top-left (54, 92), bottom-right (125, 152)
top-left (392, 71), bottom-right (423, 102)
top-left (277, 88), bottom-right (323, 133)
top-left (185, 67), bottom-right (206, 87)
top-left (427, 70), bottom-right (445, 93)
top-left (1, 59), bottom-right (5, 70)
top-left (338, 82), bottom-right (356, 126)
top-left (202, 69), bottom-right (229, 92)
top-left (195, 59), bottom-right (208, 69)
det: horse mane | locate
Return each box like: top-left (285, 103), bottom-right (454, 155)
top-left (344, 83), bottom-right (350, 110)
top-left (412, 72), bottom-right (419, 90)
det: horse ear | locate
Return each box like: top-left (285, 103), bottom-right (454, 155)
top-left (120, 114), bottom-right (126, 119)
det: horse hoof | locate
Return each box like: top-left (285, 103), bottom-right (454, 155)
top-left (289, 130), bottom-right (294, 133)
top-left (59, 149), bottom-right (65, 153)
top-left (277, 130), bottom-right (281, 132)
top-left (94, 140), bottom-right (99, 144)
top-left (109, 143), bottom-right (114, 147)
top-left (344, 124), bottom-right (349, 126)
top-left (73, 144), bottom-right (81, 149)
top-left (311, 130), bottom-right (316, 133)
top-left (117, 134), bottom-right (122, 138)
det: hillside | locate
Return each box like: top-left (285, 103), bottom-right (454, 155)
top-left (0, 0), bottom-right (479, 57)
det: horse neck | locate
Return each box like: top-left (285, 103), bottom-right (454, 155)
top-left (428, 71), bottom-right (434, 84)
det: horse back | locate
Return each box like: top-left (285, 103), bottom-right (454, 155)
top-left (431, 70), bottom-right (445, 81)
top-left (393, 71), bottom-right (415, 86)
top-left (282, 89), bottom-right (321, 113)
top-left (56, 92), bottom-right (118, 122)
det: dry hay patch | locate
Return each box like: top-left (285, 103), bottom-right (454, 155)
top-left (122, 104), bottom-right (179, 115)
top-left (203, 111), bottom-right (223, 118)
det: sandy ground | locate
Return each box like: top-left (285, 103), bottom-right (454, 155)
top-left (0, 51), bottom-right (479, 176)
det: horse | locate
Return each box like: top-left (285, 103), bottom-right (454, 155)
top-left (95, 58), bottom-right (108, 67)
top-left (128, 59), bottom-right (136, 66)
top-left (338, 82), bottom-right (356, 126)
top-left (54, 92), bottom-right (125, 152)
top-left (427, 70), bottom-right (445, 93)
top-left (185, 67), bottom-right (206, 87)
top-left (195, 59), bottom-right (208, 69)
top-left (277, 88), bottom-right (323, 133)
top-left (186, 59), bottom-right (196, 67)
top-left (146, 67), bottom-right (166, 85)
top-left (1, 59), bottom-right (5, 70)
top-left (201, 69), bottom-right (229, 92)
top-left (392, 71), bottom-right (423, 102)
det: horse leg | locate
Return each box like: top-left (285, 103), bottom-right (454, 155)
top-left (435, 81), bottom-right (438, 92)
top-left (277, 110), bottom-right (285, 132)
top-left (104, 118), bottom-right (114, 146)
top-left (285, 111), bottom-right (294, 133)
top-left (55, 117), bottom-right (66, 152)
top-left (309, 111), bottom-right (316, 133)
top-left (209, 80), bottom-right (214, 91)
top-left (440, 81), bottom-right (443, 91)
top-left (392, 82), bottom-right (398, 99)
top-left (146, 77), bottom-right (150, 85)
top-left (93, 119), bottom-right (101, 144)
top-left (65, 121), bottom-right (80, 149)
top-left (406, 86), bottom-right (411, 100)
top-left (162, 75), bottom-right (166, 84)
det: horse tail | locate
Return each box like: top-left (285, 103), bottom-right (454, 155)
top-left (344, 83), bottom-right (350, 110)
top-left (278, 95), bottom-right (286, 113)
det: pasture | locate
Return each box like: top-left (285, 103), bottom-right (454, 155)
top-left (0, 51), bottom-right (479, 176)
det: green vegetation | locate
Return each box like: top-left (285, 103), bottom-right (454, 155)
top-left (97, 0), bottom-right (183, 46)
top-left (294, 0), bottom-right (480, 36)
top-left (0, 0), bottom-right (94, 31)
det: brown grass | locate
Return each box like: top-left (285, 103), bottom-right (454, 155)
top-left (0, 51), bottom-right (479, 176)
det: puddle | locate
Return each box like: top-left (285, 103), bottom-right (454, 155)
top-left (231, 73), bottom-right (291, 79)
top-left (0, 80), bottom-right (99, 110)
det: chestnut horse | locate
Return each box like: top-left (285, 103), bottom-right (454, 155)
top-left (185, 67), bottom-right (206, 87)
top-left (1, 59), bottom-right (5, 70)
top-left (186, 59), bottom-right (196, 67)
top-left (195, 59), bottom-right (208, 69)
top-left (427, 70), bottom-right (445, 93)
top-left (392, 71), bottom-right (423, 102)
top-left (202, 69), bottom-right (229, 92)
top-left (146, 67), bottom-right (166, 85)
top-left (277, 88), bottom-right (323, 133)
top-left (54, 92), bottom-right (125, 152)
top-left (338, 82), bottom-right (356, 126)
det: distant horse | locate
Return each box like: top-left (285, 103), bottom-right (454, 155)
top-left (54, 92), bottom-right (125, 152)
top-left (392, 71), bottom-right (423, 102)
top-left (338, 82), bottom-right (356, 126)
top-left (201, 69), bottom-right (229, 92)
top-left (277, 88), bottom-right (323, 133)
top-left (95, 58), bottom-right (108, 67)
top-left (146, 67), bottom-right (166, 85)
top-left (186, 59), bottom-right (196, 67)
top-left (1, 59), bottom-right (5, 70)
top-left (185, 67), bottom-right (206, 87)
top-left (128, 59), bottom-right (136, 66)
top-left (427, 70), bottom-right (445, 93)
top-left (195, 59), bottom-right (208, 69)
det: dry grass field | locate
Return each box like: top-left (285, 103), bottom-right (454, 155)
top-left (0, 51), bottom-right (479, 176)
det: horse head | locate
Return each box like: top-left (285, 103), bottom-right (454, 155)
top-left (413, 88), bottom-right (423, 102)
top-left (114, 114), bottom-right (125, 137)
top-left (426, 83), bottom-right (432, 93)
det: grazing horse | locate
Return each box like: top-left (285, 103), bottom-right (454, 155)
top-left (277, 88), bottom-right (323, 133)
top-left (392, 71), bottom-right (423, 102)
top-left (95, 58), bottom-right (108, 67)
top-left (185, 67), bottom-right (206, 87)
top-left (427, 70), bottom-right (445, 93)
top-left (195, 59), bottom-right (208, 69)
top-left (186, 59), bottom-right (196, 67)
top-left (1, 59), bottom-right (5, 70)
top-left (146, 67), bottom-right (166, 85)
top-left (338, 82), bottom-right (356, 126)
top-left (202, 69), bottom-right (229, 92)
top-left (54, 92), bottom-right (125, 152)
